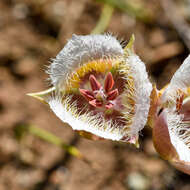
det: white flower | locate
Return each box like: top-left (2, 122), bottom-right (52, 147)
top-left (29, 34), bottom-right (152, 145)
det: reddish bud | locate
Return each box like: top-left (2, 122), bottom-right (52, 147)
top-left (89, 75), bottom-right (101, 91)
top-left (107, 89), bottom-right (119, 101)
top-left (79, 89), bottom-right (95, 101)
top-left (104, 72), bottom-right (114, 92)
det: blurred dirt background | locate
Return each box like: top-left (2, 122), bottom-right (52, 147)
top-left (0, 0), bottom-right (190, 189)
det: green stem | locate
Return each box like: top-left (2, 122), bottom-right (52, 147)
top-left (28, 125), bottom-right (83, 159)
top-left (95, 0), bottom-right (152, 23)
top-left (91, 4), bottom-right (114, 34)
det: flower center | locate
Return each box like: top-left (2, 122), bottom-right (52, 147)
top-left (79, 72), bottom-right (119, 110)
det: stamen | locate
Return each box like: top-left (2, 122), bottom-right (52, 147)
top-left (79, 89), bottom-right (95, 101)
top-left (104, 72), bottom-right (114, 92)
top-left (107, 89), bottom-right (119, 101)
top-left (89, 75), bottom-right (101, 91)
top-left (176, 92), bottom-right (184, 113)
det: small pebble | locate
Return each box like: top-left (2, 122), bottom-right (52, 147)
top-left (125, 172), bottom-right (150, 190)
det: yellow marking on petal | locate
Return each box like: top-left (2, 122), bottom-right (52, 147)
top-left (65, 59), bottom-right (119, 91)
top-left (187, 87), bottom-right (190, 96)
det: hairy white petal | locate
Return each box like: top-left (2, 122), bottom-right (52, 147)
top-left (49, 34), bottom-right (123, 87)
top-left (167, 111), bottom-right (190, 162)
top-left (126, 54), bottom-right (152, 135)
top-left (170, 55), bottom-right (190, 90)
top-left (162, 55), bottom-right (190, 103)
top-left (47, 95), bottom-right (128, 141)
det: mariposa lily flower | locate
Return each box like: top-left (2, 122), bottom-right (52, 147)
top-left (28, 34), bottom-right (152, 145)
top-left (152, 55), bottom-right (190, 175)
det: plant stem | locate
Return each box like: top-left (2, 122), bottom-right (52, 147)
top-left (95, 0), bottom-right (152, 23)
top-left (28, 125), bottom-right (83, 159)
top-left (91, 3), bottom-right (114, 34)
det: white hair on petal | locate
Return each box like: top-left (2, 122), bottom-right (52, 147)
top-left (170, 55), bottom-right (190, 90)
top-left (162, 55), bottom-right (190, 103)
top-left (160, 54), bottom-right (190, 162)
top-left (166, 111), bottom-right (190, 162)
top-left (126, 54), bottom-right (152, 135)
top-left (47, 95), bottom-right (129, 141)
top-left (48, 34), bottom-right (123, 87)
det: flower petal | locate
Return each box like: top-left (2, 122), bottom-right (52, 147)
top-left (153, 110), bottom-right (179, 161)
top-left (172, 160), bottom-right (190, 175)
top-left (162, 55), bottom-right (190, 104)
top-left (48, 34), bottom-right (123, 87)
top-left (47, 95), bottom-right (127, 141)
top-left (170, 55), bottom-right (190, 90)
top-left (168, 113), bottom-right (190, 163)
top-left (153, 108), bottom-right (190, 175)
top-left (125, 54), bottom-right (152, 137)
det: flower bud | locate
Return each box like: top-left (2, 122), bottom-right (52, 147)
top-left (153, 55), bottom-right (190, 175)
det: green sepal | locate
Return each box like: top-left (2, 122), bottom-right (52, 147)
top-left (124, 34), bottom-right (135, 56)
top-left (27, 87), bottom-right (55, 104)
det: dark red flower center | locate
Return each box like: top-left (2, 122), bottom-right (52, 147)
top-left (79, 72), bottom-right (119, 109)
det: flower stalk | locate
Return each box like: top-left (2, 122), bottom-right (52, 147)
top-left (28, 125), bottom-right (83, 159)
